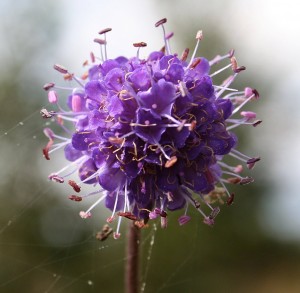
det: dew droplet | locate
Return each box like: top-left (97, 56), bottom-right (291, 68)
top-left (19, 122), bottom-right (24, 126)
top-left (33, 135), bottom-right (37, 139)
top-left (4, 132), bottom-right (7, 135)
top-left (87, 280), bottom-right (93, 286)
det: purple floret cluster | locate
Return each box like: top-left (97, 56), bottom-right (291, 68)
top-left (42, 19), bottom-right (260, 238)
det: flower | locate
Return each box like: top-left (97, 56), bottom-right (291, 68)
top-left (42, 18), bottom-right (260, 238)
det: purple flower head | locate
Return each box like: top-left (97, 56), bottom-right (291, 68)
top-left (42, 19), bottom-right (261, 238)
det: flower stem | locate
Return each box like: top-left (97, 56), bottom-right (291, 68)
top-left (125, 222), bottom-right (141, 293)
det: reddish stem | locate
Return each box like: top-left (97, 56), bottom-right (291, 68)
top-left (125, 222), bottom-right (141, 293)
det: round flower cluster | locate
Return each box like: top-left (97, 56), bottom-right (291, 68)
top-left (42, 19), bottom-right (260, 238)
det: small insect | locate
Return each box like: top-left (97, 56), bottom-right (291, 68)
top-left (96, 224), bottom-right (113, 241)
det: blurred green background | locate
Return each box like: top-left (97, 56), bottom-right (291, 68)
top-left (1, 0), bottom-right (300, 292)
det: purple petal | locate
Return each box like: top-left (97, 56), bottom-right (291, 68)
top-left (137, 79), bottom-right (176, 117)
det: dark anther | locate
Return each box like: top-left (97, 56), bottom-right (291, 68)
top-left (94, 38), bottom-right (107, 45)
top-left (240, 177), bottom-right (254, 185)
top-left (252, 120), bottom-right (262, 127)
top-left (227, 177), bottom-right (241, 184)
top-left (227, 193), bottom-right (235, 206)
top-left (247, 157), bottom-right (260, 165)
top-left (98, 28), bottom-right (112, 34)
top-left (252, 89), bottom-right (260, 99)
top-left (68, 195), bottom-right (83, 202)
top-left (190, 58), bottom-right (201, 69)
top-left (43, 148), bottom-right (50, 160)
top-left (234, 66), bottom-right (246, 73)
top-left (43, 82), bottom-right (55, 91)
top-left (160, 210), bottom-right (167, 217)
top-left (68, 180), bottom-right (81, 193)
top-left (117, 212), bottom-right (138, 221)
top-left (155, 18), bottom-right (167, 27)
top-left (133, 42), bottom-right (147, 47)
top-left (53, 64), bottom-right (68, 74)
top-left (49, 174), bottom-right (64, 183)
top-left (181, 48), bottom-right (190, 61)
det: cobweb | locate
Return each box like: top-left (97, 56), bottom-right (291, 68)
top-left (0, 3), bottom-right (210, 292)
top-left (0, 108), bottom-right (204, 293)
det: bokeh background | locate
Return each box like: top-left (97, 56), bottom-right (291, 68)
top-left (1, 0), bottom-right (300, 292)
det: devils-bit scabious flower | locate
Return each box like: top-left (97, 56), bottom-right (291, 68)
top-left (42, 19), bottom-right (260, 238)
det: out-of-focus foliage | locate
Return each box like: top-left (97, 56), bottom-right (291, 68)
top-left (1, 1), bottom-right (300, 293)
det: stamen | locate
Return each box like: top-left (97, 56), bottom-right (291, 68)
top-left (187, 30), bottom-right (203, 68)
top-left (68, 195), bottom-right (83, 202)
top-left (210, 63), bottom-right (232, 77)
top-left (53, 64), bottom-right (68, 74)
top-left (178, 215), bottom-right (191, 226)
top-left (154, 141), bottom-right (171, 160)
top-left (48, 174), bottom-right (64, 183)
top-left (219, 180), bottom-right (233, 200)
top-left (218, 161), bottom-right (243, 173)
top-left (98, 27), bottom-right (112, 60)
top-left (94, 38), bottom-right (106, 61)
top-left (108, 136), bottom-right (125, 144)
top-left (178, 81), bottom-right (188, 97)
top-left (84, 193), bottom-right (106, 215)
top-left (133, 42), bottom-right (147, 59)
top-left (40, 109), bottom-right (55, 119)
top-left (209, 49), bottom-right (235, 66)
top-left (43, 145), bottom-right (51, 160)
top-left (109, 188), bottom-right (120, 222)
top-left (190, 58), bottom-right (201, 69)
top-left (79, 211), bottom-right (92, 219)
top-left (90, 51), bottom-right (95, 63)
top-left (68, 180), bottom-right (81, 193)
top-left (165, 156), bottom-right (177, 168)
top-left (180, 48), bottom-right (189, 62)
top-left (230, 57), bottom-right (246, 73)
top-left (209, 206), bottom-right (220, 219)
top-left (43, 128), bottom-right (55, 140)
top-left (117, 212), bottom-right (138, 221)
top-left (71, 95), bottom-right (82, 112)
top-left (155, 18), bottom-right (167, 27)
top-left (216, 73), bottom-right (238, 98)
top-left (96, 224), bottom-right (113, 241)
top-left (98, 28), bottom-right (112, 34)
top-left (43, 82), bottom-right (55, 91)
top-left (155, 18), bottom-right (171, 55)
top-left (114, 191), bottom-right (127, 238)
top-left (232, 93), bottom-right (256, 114)
top-left (226, 193), bottom-right (235, 206)
top-left (252, 120), bottom-right (262, 127)
top-left (133, 42), bottom-right (147, 47)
